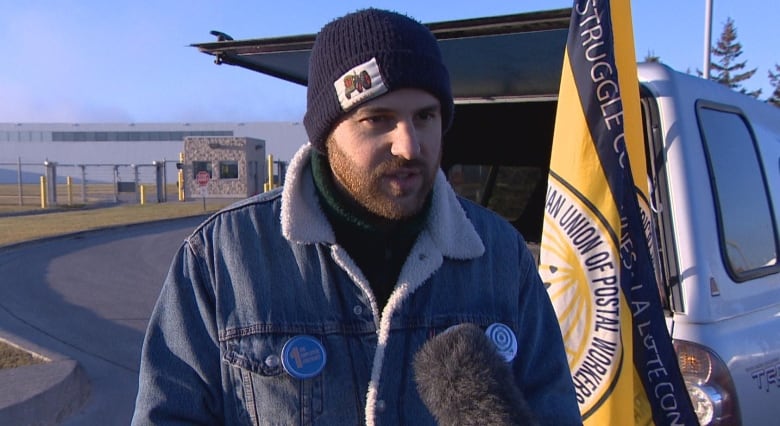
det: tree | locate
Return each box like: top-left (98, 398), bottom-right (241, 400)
top-left (643, 50), bottom-right (661, 63)
top-left (708, 17), bottom-right (761, 98)
top-left (768, 64), bottom-right (780, 107)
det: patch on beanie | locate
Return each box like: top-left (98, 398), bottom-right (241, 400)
top-left (334, 57), bottom-right (388, 112)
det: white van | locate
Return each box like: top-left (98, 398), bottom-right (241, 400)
top-left (634, 62), bottom-right (780, 425)
top-left (193, 8), bottom-right (780, 425)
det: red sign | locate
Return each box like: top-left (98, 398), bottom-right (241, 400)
top-left (196, 171), bottom-right (210, 187)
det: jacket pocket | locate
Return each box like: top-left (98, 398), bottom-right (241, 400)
top-left (224, 334), bottom-right (324, 426)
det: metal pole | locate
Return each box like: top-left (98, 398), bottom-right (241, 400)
top-left (67, 176), bottom-right (73, 206)
top-left (113, 165), bottom-right (119, 203)
top-left (162, 159), bottom-right (167, 202)
top-left (80, 165), bottom-right (87, 203)
top-left (133, 164), bottom-right (140, 204)
top-left (703, 0), bottom-right (713, 79)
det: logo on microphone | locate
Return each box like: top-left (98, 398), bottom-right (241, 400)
top-left (539, 176), bottom-right (622, 417)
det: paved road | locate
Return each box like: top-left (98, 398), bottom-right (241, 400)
top-left (0, 216), bottom-right (207, 425)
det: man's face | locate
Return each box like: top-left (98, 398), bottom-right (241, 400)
top-left (326, 88), bottom-right (443, 220)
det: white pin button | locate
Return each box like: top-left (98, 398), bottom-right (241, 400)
top-left (485, 323), bottom-right (518, 362)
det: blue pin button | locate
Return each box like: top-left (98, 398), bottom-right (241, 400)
top-left (485, 323), bottom-right (518, 362)
top-left (281, 335), bottom-right (327, 379)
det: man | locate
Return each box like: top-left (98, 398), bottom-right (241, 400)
top-left (133, 8), bottom-right (581, 425)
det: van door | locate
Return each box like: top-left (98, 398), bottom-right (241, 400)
top-left (639, 71), bottom-right (780, 425)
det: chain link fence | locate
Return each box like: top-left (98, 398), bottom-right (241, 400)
top-left (0, 159), bottom-right (180, 207)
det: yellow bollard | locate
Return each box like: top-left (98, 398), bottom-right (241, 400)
top-left (140, 184), bottom-right (145, 205)
top-left (178, 169), bottom-right (184, 201)
top-left (178, 151), bottom-right (185, 201)
top-left (267, 154), bottom-right (274, 191)
top-left (67, 176), bottom-right (73, 206)
top-left (40, 176), bottom-right (47, 208)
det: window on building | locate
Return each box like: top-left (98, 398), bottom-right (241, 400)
top-left (219, 161), bottom-right (239, 179)
top-left (192, 161), bottom-right (212, 179)
top-left (697, 102), bottom-right (778, 280)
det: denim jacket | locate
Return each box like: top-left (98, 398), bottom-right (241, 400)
top-left (132, 144), bottom-right (581, 425)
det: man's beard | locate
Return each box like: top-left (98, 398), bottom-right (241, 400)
top-left (326, 142), bottom-right (437, 220)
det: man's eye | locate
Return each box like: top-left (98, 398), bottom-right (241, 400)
top-left (417, 110), bottom-right (437, 121)
top-left (358, 115), bottom-right (396, 130)
top-left (363, 115), bottom-right (390, 124)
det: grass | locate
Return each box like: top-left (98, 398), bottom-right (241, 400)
top-left (0, 198), bottom-right (236, 369)
top-left (0, 200), bottom-right (235, 247)
top-left (0, 182), bottom-right (179, 212)
top-left (0, 339), bottom-right (46, 370)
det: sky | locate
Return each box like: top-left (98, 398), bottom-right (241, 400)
top-left (0, 1), bottom-right (777, 124)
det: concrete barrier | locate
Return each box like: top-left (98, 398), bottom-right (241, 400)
top-left (0, 359), bottom-right (90, 425)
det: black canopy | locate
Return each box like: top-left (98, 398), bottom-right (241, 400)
top-left (191, 8), bottom-right (570, 101)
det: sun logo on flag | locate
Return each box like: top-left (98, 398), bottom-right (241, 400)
top-left (539, 177), bottom-right (623, 417)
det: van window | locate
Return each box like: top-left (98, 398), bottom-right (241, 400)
top-left (441, 101), bottom-right (557, 244)
top-left (640, 94), bottom-right (675, 311)
top-left (696, 104), bottom-right (778, 280)
top-left (447, 164), bottom-right (546, 242)
top-left (448, 165), bottom-right (542, 217)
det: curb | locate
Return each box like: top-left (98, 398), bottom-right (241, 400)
top-left (0, 359), bottom-right (90, 425)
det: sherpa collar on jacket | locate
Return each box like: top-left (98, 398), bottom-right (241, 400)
top-left (281, 143), bottom-right (486, 426)
top-left (280, 143), bottom-right (485, 260)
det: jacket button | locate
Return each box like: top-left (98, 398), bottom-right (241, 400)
top-left (264, 354), bottom-right (280, 368)
top-left (353, 305), bottom-right (363, 315)
top-left (376, 399), bottom-right (386, 413)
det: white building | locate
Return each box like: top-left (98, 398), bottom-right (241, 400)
top-left (0, 122), bottom-right (307, 184)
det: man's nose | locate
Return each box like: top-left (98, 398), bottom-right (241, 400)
top-left (390, 119), bottom-right (421, 160)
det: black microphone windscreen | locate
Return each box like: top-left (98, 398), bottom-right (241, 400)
top-left (413, 323), bottom-right (537, 426)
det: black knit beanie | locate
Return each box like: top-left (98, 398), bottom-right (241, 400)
top-left (304, 8), bottom-right (454, 151)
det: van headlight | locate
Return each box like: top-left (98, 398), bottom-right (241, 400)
top-left (684, 382), bottom-right (721, 425)
top-left (675, 339), bottom-right (741, 426)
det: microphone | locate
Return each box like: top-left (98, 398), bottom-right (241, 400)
top-left (413, 323), bottom-right (537, 426)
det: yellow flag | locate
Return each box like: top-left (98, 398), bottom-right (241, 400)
top-left (539, 1), bottom-right (699, 424)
